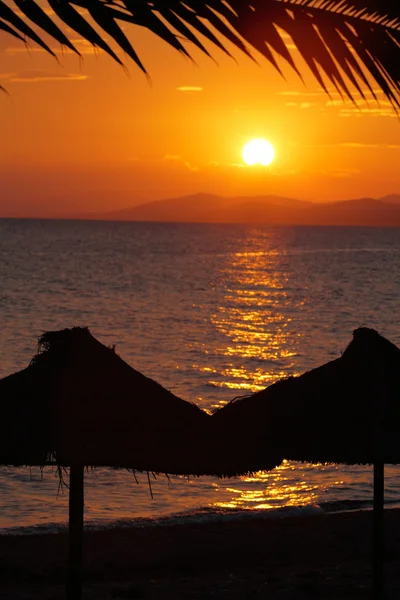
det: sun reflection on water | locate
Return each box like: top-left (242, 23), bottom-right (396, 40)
top-left (211, 461), bottom-right (336, 511)
top-left (196, 242), bottom-right (318, 509)
top-left (207, 241), bottom-right (304, 400)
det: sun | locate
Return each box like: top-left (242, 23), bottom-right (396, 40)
top-left (242, 139), bottom-right (275, 166)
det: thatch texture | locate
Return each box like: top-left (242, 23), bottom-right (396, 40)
top-left (0, 365), bottom-right (52, 466)
top-left (212, 328), bottom-right (400, 465)
top-left (33, 327), bottom-right (211, 474)
top-left (0, 327), bottom-right (282, 476)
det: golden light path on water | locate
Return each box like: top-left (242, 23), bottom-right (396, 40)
top-left (192, 242), bottom-right (318, 511)
top-left (210, 462), bottom-right (345, 511)
top-left (200, 246), bottom-right (302, 406)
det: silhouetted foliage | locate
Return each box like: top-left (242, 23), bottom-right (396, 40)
top-left (0, 1), bottom-right (399, 107)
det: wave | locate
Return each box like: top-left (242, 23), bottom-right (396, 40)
top-left (3, 498), bottom-right (400, 537)
top-left (318, 497), bottom-right (400, 513)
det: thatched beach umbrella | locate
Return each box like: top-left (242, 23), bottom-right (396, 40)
top-left (25, 327), bottom-right (281, 475)
top-left (212, 327), bottom-right (400, 599)
top-left (0, 327), bottom-right (208, 598)
top-left (30, 327), bottom-right (212, 473)
top-left (0, 327), bottom-right (282, 599)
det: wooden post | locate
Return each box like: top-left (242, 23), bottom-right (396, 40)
top-left (373, 460), bottom-right (384, 600)
top-left (67, 465), bottom-right (84, 600)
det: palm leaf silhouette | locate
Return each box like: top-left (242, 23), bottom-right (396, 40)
top-left (1, 0), bottom-right (399, 107)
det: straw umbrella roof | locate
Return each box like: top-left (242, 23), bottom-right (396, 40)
top-left (1, 327), bottom-right (208, 474)
top-left (0, 364), bottom-right (52, 466)
top-left (213, 327), bottom-right (400, 600)
top-left (212, 327), bottom-right (400, 465)
top-left (0, 327), bottom-right (282, 476)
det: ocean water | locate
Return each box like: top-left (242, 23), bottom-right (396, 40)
top-left (1, 218), bottom-right (400, 533)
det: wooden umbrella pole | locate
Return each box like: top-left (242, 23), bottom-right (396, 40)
top-left (67, 465), bottom-right (84, 600)
top-left (373, 460), bottom-right (384, 600)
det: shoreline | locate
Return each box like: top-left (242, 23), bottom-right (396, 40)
top-left (0, 509), bottom-right (399, 599)
top-left (0, 504), bottom-right (325, 536)
top-left (3, 499), bottom-right (398, 537)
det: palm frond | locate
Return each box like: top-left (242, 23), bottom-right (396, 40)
top-left (1, 0), bottom-right (399, 108)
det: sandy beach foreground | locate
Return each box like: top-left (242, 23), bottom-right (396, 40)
top-left (0, 509), bottom-right (400, 599)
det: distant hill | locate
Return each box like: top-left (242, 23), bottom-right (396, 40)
top-left (67, 193), bottom-right (400, 227)
top-left (380, 194), bottom-right (400, 204)
top-left (82, 193), bottom-right (311, 223)
top-left (96, 193), bottom-right (235, 222)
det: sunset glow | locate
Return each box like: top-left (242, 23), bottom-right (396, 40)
top-left (2, 6), bottom-right (400, 598)
top-left (242, 139), bottom-right (275, 166)
top-left (0, 18), bottom-right (399, 218)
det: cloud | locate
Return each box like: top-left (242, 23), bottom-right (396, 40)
top-left (285, 101), bottom-right (316, 108)
top-left (5, 37), bottom-right (101, 56)
top-left (4, 46), bottom-right (51, 55)
top-left (163, 154), bottom-right (199, 171)
top-left (298, 141), bottom-right (400, 150)
top-left (279, 87), bottom-right (397, 114)
top-left (337, 142), bottom-right (400, 149)
top-left (324, 96), bottom-right (398, 117)
top-left (281, 89), bottom-right (397, 117)
top-left (176, 86), bottom-right (203, 92)
top-left (1, 70), bottom-right (89, 83)
top-left (279, 88), bottom-right (390, 99)
top-left (337, 106), bottom-right (398, 118)
top-left (309, 167), bottom-right (361, 178)
top-left (278, 90), bottom-right (326, 97)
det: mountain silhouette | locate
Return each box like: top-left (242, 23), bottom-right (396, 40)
top-left (380, 194), bottom-right (400, 205)
top-left (65, 193), bottom-right (400, 227)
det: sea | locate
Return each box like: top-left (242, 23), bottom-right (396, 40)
top-left (1, 218), bottom-right (400, 535)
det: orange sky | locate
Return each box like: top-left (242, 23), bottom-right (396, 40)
top-left (0, 14), bottom-right (399, 218)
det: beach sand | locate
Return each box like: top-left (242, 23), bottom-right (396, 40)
top-left (0, 509), bottom-right (399, 599)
